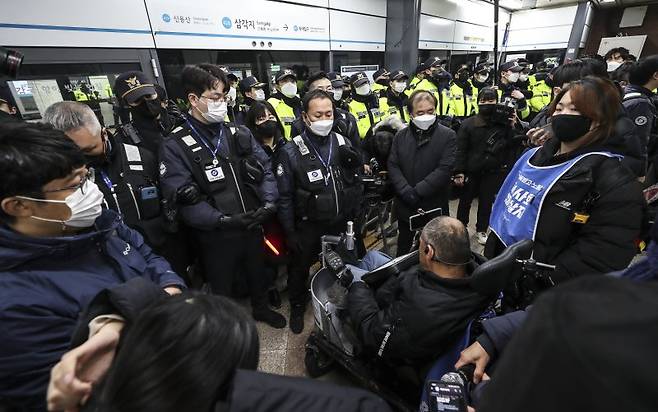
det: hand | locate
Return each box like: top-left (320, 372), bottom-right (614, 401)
top-left (247, 203), bottom-right (276, 230)
top-left (286, 232), bottom-right (303, 255)
top-left (526, 126), bottom-right (550, 147)
top-left (455, 341), bottom-right (491, 384)
top-left (164, 286), bottom-right (182, 295)
top-left (47, 322), bottom-right (123, 411)
top-left (401, 188), bottom-right (420, 207)
top-left (217, 212), bottom-right (254, 229)
top-left (511, 90), bottom-right (525, 100)
top-left (175, 183), bottom-right (201, 205)
top-left (453, 174), bottom-right (465, 187)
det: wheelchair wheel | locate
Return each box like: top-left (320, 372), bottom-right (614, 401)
top-left (304, 344), bottom-right (335, 378)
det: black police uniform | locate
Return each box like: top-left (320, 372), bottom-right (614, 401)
top-left (235, 76), bottom-right (267, 126)
top-left (275, 127), bottom-right (363, 315)
top-left (89, 132), bottom-right (188, 277)
top-left (159, 116), bottom-right (278, 308)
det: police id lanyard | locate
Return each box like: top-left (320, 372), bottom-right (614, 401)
top-left (303, 132), bottom-right (333, 186)
top-left (489, 147), bottom-right (619, 247)
top-left (186, 120), bottom-right (224, 166)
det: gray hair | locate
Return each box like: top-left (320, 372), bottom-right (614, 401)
top-left (42, 101), bottom-right (101, 137)
top-left (421, 216), bottom-right (471, 265)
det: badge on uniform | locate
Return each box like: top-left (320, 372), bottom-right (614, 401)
top-left (182, 135), bottom-right (197, 147)
top-left (205, 165), bottom-right (225, 182)
top-left (307, 169), bottom-right (324, 183)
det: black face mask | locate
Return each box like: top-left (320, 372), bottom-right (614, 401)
top-left (131, 99), bottom-right (162, 120)
top-left (255, 119), bottom-right (279, 140)
top-left (478, 104), bottom-right (495, 117)
top-left (551, 114), bottom-right (592, 143)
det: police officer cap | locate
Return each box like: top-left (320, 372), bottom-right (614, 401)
top-left (239, 76), bottom-right (266, 93)
top-left (218, 66), bottom-right (238, 82)
top-left (517, 58), bottom-right (530, 68)
top-left (423, 56), bottom-right (446, 69)
top-left (475, 63), bottom-right (491, 74)
top-left (373, 68), bottom-right (389, 81)
top-left (389, 70), bottom-right (408, 81)
top-left (113, 71), bottom-right (157, 105)
top-left (499, 60), bottom-right (524, 73)
top-left (327, 72), bottom-right (345, 88)
top-left (275, 68), bottom-right (297, 83)
top-left (350, 72), bottom-right (369, 88)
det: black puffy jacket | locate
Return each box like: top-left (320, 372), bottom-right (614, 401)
top-left (485, 136), bottom-right (645, 285)
top-left (347, 261), bottom-right (495, 364)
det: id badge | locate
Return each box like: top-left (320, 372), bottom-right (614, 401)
top-left (205, 165), bottom-right (225, 182)
top-left (307, 169), bottom-right (324, 183)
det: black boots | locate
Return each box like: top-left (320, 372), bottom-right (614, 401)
top-left (290, 303), bottom-right (306, 334)
top-left (253, 300), bottom-right (286, 329)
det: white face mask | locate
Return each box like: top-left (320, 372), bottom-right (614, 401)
top-left (306, 118), bottom-right (334, 136)
top-left (254, 89), bottom-right (266, 101)
top-left (281, 82), bottom-right (298, 98)
top-left (507, 72), bottom-right (520, 83)
top-left (355, 84), bottom-right (371, 96)
top-left (333, 89), bottom-right (344, 101)
top-left (607, 61), bottom-right (622, 72)
top-left (201, 100), bottom-right (227, 123)
top-left (412, 114), bottom-right (436, 131)
top-left (17, 179), bottom-right (104, 228)
top-left (392, 81), bottom-right (407, 94)
top-left (475, 74), bottom-right (488, 83)
top-left (227, 87), bottom-right (237, 106)
top-left (519, 74), bottom-right (529, 82)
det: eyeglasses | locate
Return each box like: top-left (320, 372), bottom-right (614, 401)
top-left (43, 170), bottom-right (92, 194)
top-left (200, 94), bottom-right (226, 103)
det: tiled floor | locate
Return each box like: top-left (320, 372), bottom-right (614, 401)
top-left (255, 199), bottom-right (484, 380)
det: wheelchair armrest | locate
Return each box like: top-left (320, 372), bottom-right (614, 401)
top-left (470, 239), bottom-right (534, 295)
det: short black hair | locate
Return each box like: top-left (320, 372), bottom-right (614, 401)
top-left (302, 88), bottom-right (334, 112)
top-left (0, 122), bottom-right (86, 221)
top-left (303, 71), bottom-right (330, 95)
top-left (580, 57), bottom-right (608, 79)
top-left (629, 55), bottom-right (658, 86)
top-left (407, 89), bottom-right (437, 115)
top-left (552, 59), bottom-right (610, 88)
top-left (181, 64), bottom-right (227, 99)
top-left (477, 87), bottom-right (498, 103)
top-left (604, 47), bottom-right (630, 61)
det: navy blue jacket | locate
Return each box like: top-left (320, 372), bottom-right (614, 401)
top-left (159, 118), bottom-right (278, 230)
top-left (0, 210), bottom-right (185, 410)
top-left (623, 85), bottom-right (657, 153)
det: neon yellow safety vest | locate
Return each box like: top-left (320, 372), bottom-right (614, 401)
top-left (528, 79), bottom-right (552, 113)
top-left (73, 89), bottom-right (89, 102)
top-left (409, 78), bottom-right (452, 116)
top-left (379, 96), bottom-right (410, 123)
top-left (372, 83), bottom-right (388, 99)
top-left (267, 97), bottom-right (297, 140)
top-left (348, 99), bottom-right (382, 139)
top-left (448, 82), bottom-right (478, 118)
top-left (497, 89), bottom-right (530, 120)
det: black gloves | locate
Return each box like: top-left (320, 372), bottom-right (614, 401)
top-left (246, 203), bottom-right (276, 230)
top-left (175, 183), bottom-right (201, 205)
top-left (401, 187), bottom-right (420, 207)
top-left (217, 212), bottom-right (254, 229)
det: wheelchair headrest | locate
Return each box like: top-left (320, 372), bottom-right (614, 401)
top-left (469, 239), bottom-right (534, 295)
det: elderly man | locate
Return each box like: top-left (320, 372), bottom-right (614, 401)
top-left (348, 216), bottom-right (495, 364)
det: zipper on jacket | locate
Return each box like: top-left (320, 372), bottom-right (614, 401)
top-left (126, 183), bottom-right (141, 220)
top-left (228, 162), bottom-right (247, 212)
top-left (329, 166), bottom-right (340, 215)
top-left (110, 185), bottom-right (122, 215)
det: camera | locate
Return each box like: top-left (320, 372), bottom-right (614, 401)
top-left (490, 97), bottom-right (516, 125)
top-left (0, 47), bottom-right (24, 78)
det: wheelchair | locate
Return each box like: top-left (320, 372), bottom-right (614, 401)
top-left (304, 215), bottom-right (542, 411)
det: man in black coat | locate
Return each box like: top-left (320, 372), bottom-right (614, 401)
top-left (348, 216), bottom-right (496, 365)
top-left (388, 90), bottom-right (456, 256)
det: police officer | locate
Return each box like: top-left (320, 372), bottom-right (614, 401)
top-left (498, 60), bottom-right (531, 120)
top-left (275, 89), bottom-right (363, 333)
top-left (348, 71), bottom-right (382, 139)
top-left (472, 63), bottom-right (493, 91)
top-left (236, 75), bottom-right (267, 126)
top-left (379, 69), bottom-right (410, 123)
top-left (218, 66), bottom-right (240, 124)
top-left (408, 62), bottom-right (426, 93)
top-left (268, 68), bottom-right (303, 140)
top-left (448, 64), bottom-right (478, 120)
top-left (113, 71), bottom-right (168, 155)
top-left (42, 101), bottom-right (189, 277)
top-left (371, 68), bottom-right (390, 98)
top-left (159, 65), bottom-right (286, 328)
top-left (527, 61), bottom-right (554, 116)
top-left (624, 56), bottom-right (658, 180)
top-left (407, 57), bottom-right (452, 117)
top-left (328, 71), bottom-right (349, 111)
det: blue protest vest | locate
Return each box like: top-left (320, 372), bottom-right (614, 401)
top-left (490, 147), bottom-right (619, 247)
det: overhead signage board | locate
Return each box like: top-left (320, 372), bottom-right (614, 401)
top-left (147, 0), bottom-right (330, 51)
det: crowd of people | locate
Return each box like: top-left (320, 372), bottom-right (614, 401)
top-left (0, 47), bottom-right (657, 412)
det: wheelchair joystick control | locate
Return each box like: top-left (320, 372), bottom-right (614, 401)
top-left (345, 221), bottom-right (355, 251)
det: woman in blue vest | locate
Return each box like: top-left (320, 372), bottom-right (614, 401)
top-left (485, 76), bottom-right (645, 307)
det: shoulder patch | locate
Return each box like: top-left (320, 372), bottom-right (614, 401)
top-left (181, 135), bottom-right (197, 146)
top-left (635, 116), bottom-right (648, 126)
top-left (171, 126), bottom-right (184, 134)
top-left (159, 161), bottom-right (167, 177)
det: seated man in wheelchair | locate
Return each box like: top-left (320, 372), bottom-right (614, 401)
top-left (347, 216), bottom-right (498, 365)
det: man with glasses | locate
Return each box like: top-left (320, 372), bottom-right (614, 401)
top-left (0, 121), bottom-right (185, 411)
top-left (159, 65), bottom-right (286, 328)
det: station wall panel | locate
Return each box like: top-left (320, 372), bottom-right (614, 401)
top-left (329, 10), bottom-right (386, 51)
top-left (418, 14), bottom-right (455, 51)
top-left (329, 0), bottom-right (387, 17)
